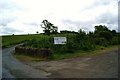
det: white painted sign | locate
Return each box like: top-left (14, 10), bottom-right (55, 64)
top-left (54, 37), bottom-right (67, 44)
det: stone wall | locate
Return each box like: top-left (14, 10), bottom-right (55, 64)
top-left (15, 46), bottom-right (52, 58)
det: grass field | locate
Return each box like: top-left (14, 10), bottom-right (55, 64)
top-left (2, 33), bottom-right (75, 48)
top-left (2, 34), bottom-right (45, 48)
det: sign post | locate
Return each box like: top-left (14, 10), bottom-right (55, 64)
top-left (54, 37), bottom-right (67, 44)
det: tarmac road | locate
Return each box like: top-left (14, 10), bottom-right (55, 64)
top-left (2, 46), bottom-right (50, 78)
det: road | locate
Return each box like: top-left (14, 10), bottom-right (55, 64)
top-left (2, 46), bottom-right (119, 78)
top-left (2, 46), bottom-right (50, 78)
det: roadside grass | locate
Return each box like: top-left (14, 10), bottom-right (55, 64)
top-left (13, 45), bottom-right (119, 62)
top-left (52, 45), bottom-right (119, 60)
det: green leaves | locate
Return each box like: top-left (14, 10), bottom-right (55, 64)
top-left (41, 20), bottom-right (58, 35)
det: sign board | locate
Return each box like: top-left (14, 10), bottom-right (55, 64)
top-left (54, 37), bottom-right (67, 44)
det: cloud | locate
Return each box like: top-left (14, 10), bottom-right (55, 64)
top-left (23, 22), bottom-right (39, 26)
top-left (62, 19), bottom-right (95, 32)
top-left (0, 26), bottom-right (22, 35)
top-left (61, 0), bottom-right (118, 32)
top-left (0, 0), bottom-right (119, 35)
top-left (94, 12), bottom-right (118, 31)
top-left (0, 0), bottom-right (14, 11)
top-left (96, 13), bottom-right (117, 24)
top-left (0, 17), bottom-right (16, 27)
top-left (118, 1), bottom-right (120, 32)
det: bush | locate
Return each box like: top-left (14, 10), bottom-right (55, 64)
top-left (65, 42), bottom-right (78, 53)
top-left (94, 38), bottom-right (109, 47)
top-left (98, 31), bottom-right (113, 41)
top-left (110, 37), bottom-right (118, 45)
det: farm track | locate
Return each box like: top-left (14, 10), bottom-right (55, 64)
top-left (2, 45), bottom-right (119, 78)
top-left (23, 49), bottom-right (119, 78)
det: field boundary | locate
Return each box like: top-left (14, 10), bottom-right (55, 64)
top-left (15, 45), bottom-right (52, 58)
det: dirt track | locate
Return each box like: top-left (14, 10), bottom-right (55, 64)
top-left (2, 46), bottom-right (118, 78)
top-left (25, 50), bottom-right (118, 78)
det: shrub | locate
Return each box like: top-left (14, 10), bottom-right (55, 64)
top-left (98, 31), bottom-right (113, 41)
top-left (94, 38), bottom-right (109, 47)
top-left (65, 42), bottom-right (78, 53)
top-left (110, 37), bottom-right (118, 45)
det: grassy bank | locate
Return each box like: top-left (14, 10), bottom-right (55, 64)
top-left (13, 45), bottom-right (118, 62)
top-left (52, 45), bottom-right (119, 60)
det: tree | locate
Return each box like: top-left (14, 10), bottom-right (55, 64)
top-left (78, 29), bottom-right (86, 39)
top-left (94, 25), bottom-right (110, 33)
top-left (98, 31), bottom-right (113, 41)
top-left (94, 25), bottom-right (113, 41)
top-left (40, 20), bottom-right (58, 35)
top-left (36, 31), bottom-right (39, 34)
top-left (60, 30), bottom-right (78, 34)
top-left (111, 30), bottom-right (116, 36)
top-left (75, 29), bottom-right (86, 43)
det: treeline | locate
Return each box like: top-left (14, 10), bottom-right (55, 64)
top-left (23, 25), bottom-right (119, 54)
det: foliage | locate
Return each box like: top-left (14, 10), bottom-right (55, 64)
top-left (94, 38), bottom-right (109, 47)
top-left (94, 25), bottom-right (110, 33)
top-left (2, 25), bottom-right (119, 57)
top-left (98, 31), bottom-right (113, 41)
top-left (60, 30), bottom-right (78, 34)
top-left (110, 37), bottom-right (118, 45)
top-left (40, 20), bottom-right (58, 35)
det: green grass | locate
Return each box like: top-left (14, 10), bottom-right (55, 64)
top-left (2, 33), bottom-right (76, 48)
top-left (13, 45), bottom-right (118, 62)
top-left (52, 45), bottom-right (118, 60)
top-left (2, 34), bottom-right (46, 48)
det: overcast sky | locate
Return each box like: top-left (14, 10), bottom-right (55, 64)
top-left (0, 0), bottom-right (119, 35)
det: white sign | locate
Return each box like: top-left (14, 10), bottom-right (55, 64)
top-left (54, 37), bottom-right (67, 44)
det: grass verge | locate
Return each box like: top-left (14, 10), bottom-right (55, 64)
top-left (13, 45), bottom-right (119, 62)
top-left (51, 45), bottom-right (119, 60)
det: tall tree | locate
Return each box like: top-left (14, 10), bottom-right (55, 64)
top-left (94, 25), bottom-right (113, 41)
top-left (40, 20), bottom-right (58, 35)
top-left (94, 25), bottom-right (110, 33)
top-left (98, 31), bottom-right (113, 41)
top-left (111, 30), bottom-right (116, 36)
